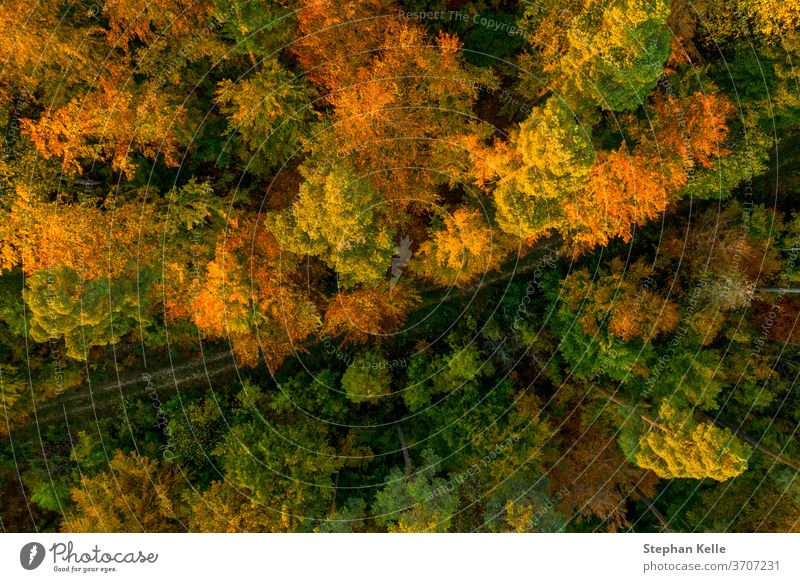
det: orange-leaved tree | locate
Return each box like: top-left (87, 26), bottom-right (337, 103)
top-left (190, 217), bottom-right (319, 369)
top-left (323, 283), bottom-right (419, 345)
top-left (412, 208), bottom-right (515, 288)
top-left (63, 450), bottom-right (187, 533)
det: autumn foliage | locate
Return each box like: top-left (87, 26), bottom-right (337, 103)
top-left (323, 283), bottom-right (419, 344)
top-left (1, 0), bottom-right (798, 536)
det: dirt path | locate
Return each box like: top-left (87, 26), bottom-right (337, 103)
top-left (16, 349), bottom-right (239, 445)
top-left (414, 241), bottom-right (561, 311)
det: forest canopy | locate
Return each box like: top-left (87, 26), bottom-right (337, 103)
top-left (1, 0), bottom-right (799, 533)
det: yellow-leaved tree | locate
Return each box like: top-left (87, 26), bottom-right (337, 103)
top-left (64, 451), bottom-right (186, 532)
top-left (635, 404), bottom-right (751, 481)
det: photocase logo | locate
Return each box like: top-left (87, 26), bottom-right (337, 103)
top-left (20, 542), bottom-right (46, 570)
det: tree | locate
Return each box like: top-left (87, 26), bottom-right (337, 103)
top-left (0, 1), bottom-right (100, 95)
top-left (550, 421), bottom-right (658, 531)
top-left (659, 202), bottom-right (783, 311)
top-left (412, 208), bottom-right (515, 288)
top-left (518, 0), bottom-right (672, 111)
top-left (25, 268), bottom-right (151, 361)
top-left (483, 474), bottom-right (568, 532)
top-left (544, 256), bottom-right (681, 389)
top-left (488, 97), bottom-right (595, 241)
top-left (0, 185), bottom-right (158, 281)
top-left (293, 0), bottom-right (397, 91)
top-left (402, 341), bottom-right (553, 498)
top-left (0, 272), bottom-right (86, 432)
top-left (372, 450), bottom-right (459, 532)
top-left (209, 418), bottom-right (344, 531)
top-left (568, 149), bottom-right (674, 250)
top-left (158, 180), bottom-right (228, 321)
top-left (684, 469), bottom-right (800, 532)
top-left (341, 350), bottom-right (393, 404)
top-left (102, 0), bottom-right (214, 47)
top-left (63, 450), bottom-right (186, 532)
top-left (566, 91), bottom-right (736, 250)
top-left (211, 0), bottom-right (295, 64)
top-left (475, 74), bottom-right (737, 252)
top-left (22, 74), bottom-right (186, 178)
top-left (294, 0), bottom-right (496, 204)
top-left (163, 392), bottom-right (226, 472)
top-left (314, 498), bottom-right (367, 533)
top-left (403, 342), bottom-right (490, 412)
top-left (322, 283), bottom-right (418, 344)
top-left (562, 258), bottom-right (680, 343)
top-left (191, 248), bottom-right (252, 337)
top-left (188, 480), bottom-right (285, 533)
top-left (326, 29), bottom-right (495, 204)
top-left (191, 216), bottom-right (320, 369)
top-left (635, 404), bottom-right (751, 481)
top-left (215, 59), bottom-right (317, 175)
top-left (673, 0), bottom-right (800, 42)
top-left (653, 92), bottom-right (735, 172)
top-left (266, 163), bottom-right (396, 287)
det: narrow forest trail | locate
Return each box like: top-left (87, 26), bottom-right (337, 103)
top-left (15, 349), bottom-right (239, 446)
top-left (413, 240), bottom-right (561, 311)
